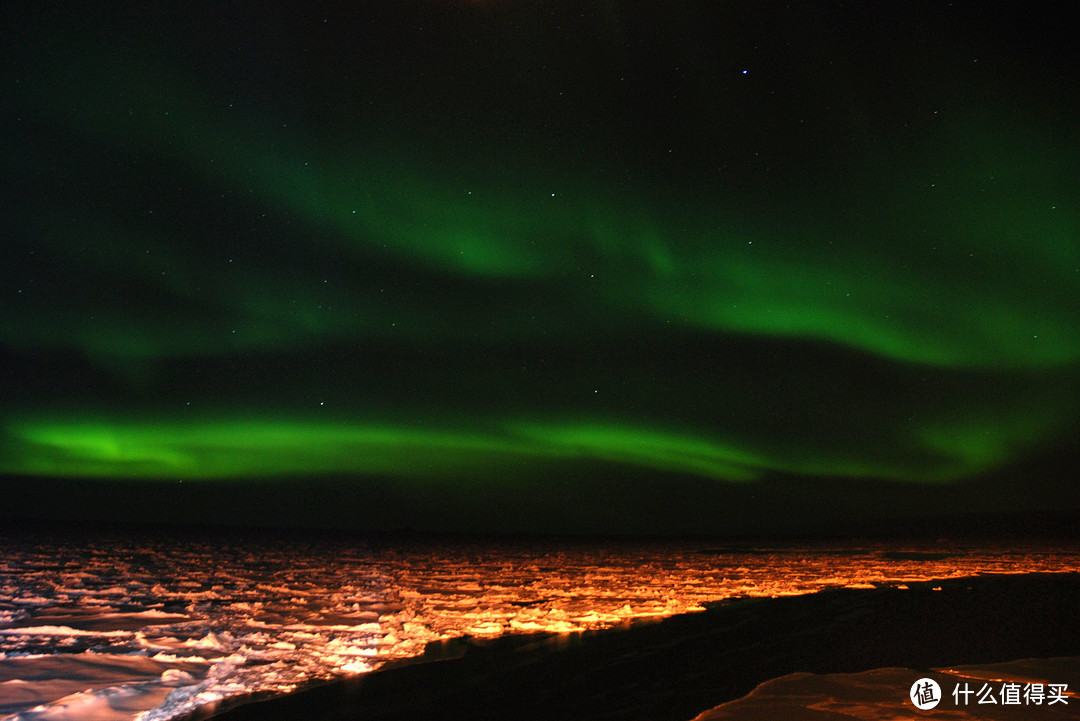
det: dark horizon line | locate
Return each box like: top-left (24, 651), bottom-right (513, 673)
top-left (5, 506), bottom-right (1080, 546)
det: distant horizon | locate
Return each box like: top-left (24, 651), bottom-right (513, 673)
top-left (5, 474), bottom-right (1080, 542)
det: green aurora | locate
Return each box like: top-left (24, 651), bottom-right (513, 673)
top-left (2, 1), bottom-right (1078, 530)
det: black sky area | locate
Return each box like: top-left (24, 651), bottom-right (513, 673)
top-left (2, 0), bottom-right (1078, 537)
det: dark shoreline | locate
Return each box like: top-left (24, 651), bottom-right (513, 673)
top-left (201, 572), bottom-right (1080, 721)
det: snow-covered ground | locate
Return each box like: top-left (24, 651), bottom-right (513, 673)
top-left (2, 529), bottom-right (1078, 721)
top-left (693, 657), bottom-right (1080, 720)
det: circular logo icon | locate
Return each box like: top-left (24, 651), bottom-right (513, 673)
top-left (910, 678), bottom-right (942, 710)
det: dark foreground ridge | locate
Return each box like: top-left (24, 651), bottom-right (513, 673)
top-left (206, 573), bottom-right (1080, 721)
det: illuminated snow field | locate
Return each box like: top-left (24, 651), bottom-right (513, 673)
top-left (2, 530), bottom-right (1078, 720)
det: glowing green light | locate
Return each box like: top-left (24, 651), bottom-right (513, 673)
top-left (5, 419), bottom-right (541, 480)
top-left (4, 412), bottom-right (1064, 485)
top-left (7, 38), bottom-right (1077, 372)
top-left (3, 17), bottom-right (1077, 496)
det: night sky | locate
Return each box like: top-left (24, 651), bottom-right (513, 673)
top-left (3, 1), bottom-right (1078, 535)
